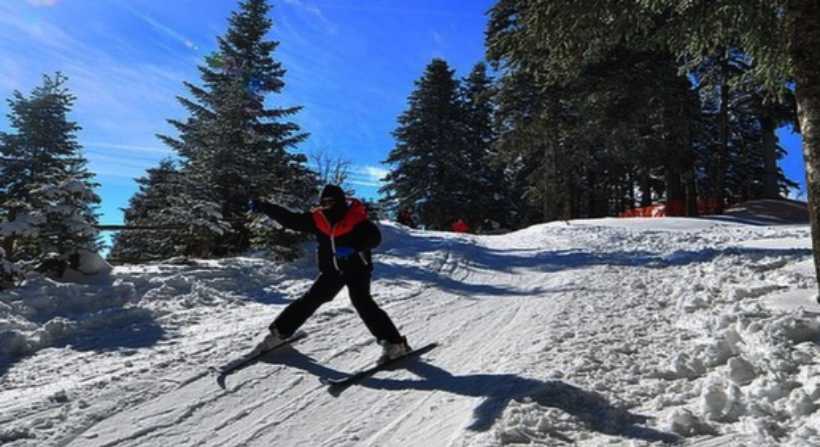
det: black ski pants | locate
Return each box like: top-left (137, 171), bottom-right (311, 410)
top-left (271, 270), bottom-right (403, 343)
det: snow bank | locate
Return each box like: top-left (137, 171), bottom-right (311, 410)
top-left (0, 275), bottom-right (138, 356)
top-left (475, 221), bottom-right (819, 446)
top-left (649, 239), bottom-right (820, 444)
top-left (0, 256), bottom-right (292, 358)
top-left (61, 249), bottom-right (113, 282)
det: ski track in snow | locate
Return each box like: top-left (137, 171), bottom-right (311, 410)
top-left (2, 220), bottom-right (820, 446)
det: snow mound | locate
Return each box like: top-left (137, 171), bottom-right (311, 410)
top-left (0, 257), bottom-right (293, 358)
top-left (722, 199), bottom-right (810, 225)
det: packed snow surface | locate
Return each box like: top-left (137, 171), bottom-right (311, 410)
top-left (2, 218), bottom-right (820, 446)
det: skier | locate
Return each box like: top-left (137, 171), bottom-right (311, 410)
top-left (397, 207), bottom-right (416, 228)
top-left (451, 218), bottom-right (471, 233)
top-left (250, 185), bottom-right (411, 364)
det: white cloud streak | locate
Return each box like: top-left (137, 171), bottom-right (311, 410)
top-left (0, 57), bottom-right (24, 92)
top-left (432, 31), bottom-right (444, 46)
top-left (120, 5), bottom-right (199, 51)
top-left (0, 7), bottom-right (83, 52)
top-left (281, 0), bottom-right (338, 34)
top-left (0, 6), bottom-right (192, 189)
top-left (85, 153), bottom-right (159, 179)
top-left (347, 165), bottom-right (389, 188)
top-left (26, 0), bottom-right (60, 7)
top-left (361, 165), bottom-right (389, 181)
top-left (84, 142), bottom-right (172, 156)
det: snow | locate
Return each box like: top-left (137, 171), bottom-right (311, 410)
top-left (1, 217), bottom-right (820, 446)
top-left (61, 249), bottom-right (113, 282)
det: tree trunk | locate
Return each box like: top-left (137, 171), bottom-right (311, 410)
top-left (761, 115), bottom-right (781, 199)
top-left (664, 163), bottom-right (684, 215)
top-left (715, 53), bottom-right (730, 212)
top-left (1, 237), bottom-right (12, 259)
top-left (685, 109), bottom-right (699, 217)
top-left (543, 142), bottom-right (556, 221)
top-left (740, 142), bottom-right (751, 202)
top-left (685, 167), bottom-right (698, 217)
top-left (563, 175), bottom-right (576, 220)
top-left (787, 0), bottom-right (820, 297)
top-left (681, 83), bottom-right (698, 216)
top-left (639, 169), bottom-right (652, 207)
top-left (2, 208), bottom-right (17, 259)
top-left (585, 168), bottom-right (595, 218)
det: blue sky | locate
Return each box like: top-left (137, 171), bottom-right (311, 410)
top-left (0, 0), bottom-right (495, 226)
top-left (0, 0), bottom-right (808, 231)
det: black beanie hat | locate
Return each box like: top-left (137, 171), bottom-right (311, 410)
top-left (320, 184), bottom-right (346, 202)
top-left (320, 184), bottom-right (348, 223)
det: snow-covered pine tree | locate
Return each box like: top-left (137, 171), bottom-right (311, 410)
top-left (0, 73), bottom-right (100, 275)
top-left (382, 59), bottom-right (471, 230)
top-left (109, 159), bottom-right (188, 262)
top-left (158, 0), bottom-right (314, 257)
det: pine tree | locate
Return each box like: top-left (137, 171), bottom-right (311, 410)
top-left (0, 73), bottom-right (100, 270)
top-left (490, 67), bottom-right (570, 224)
top-left (109, 159), bottom-right (188, 262)
top-left (488, 19), bottom-right (700, 223)
top-left (381, 59), bottom-right (471, 230)
top-left (158, 0), bottom-right (314, 256)
top-left (486, 0), bottom-right (820, 292)
top-left (692, 55), bottom-right (798, 204)
top-left (756, 92), bottom-right (799, 199)
top-left (459, 63), bottom-right (508, 230)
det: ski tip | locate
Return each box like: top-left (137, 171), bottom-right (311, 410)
top-left (290, 331), bottom-right (309, 341)
top-left (409, 342), bottom-right (438, 354)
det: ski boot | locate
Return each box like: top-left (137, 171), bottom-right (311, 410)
top-left (377, 336), bottom-right (412, 365)
top-left (250, 326), bottom-right (286, 356)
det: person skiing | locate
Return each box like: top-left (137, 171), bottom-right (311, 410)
top-left (397, 207), bottom-right (416, 228)
top-left (250, 184), bottom-right (411, 364)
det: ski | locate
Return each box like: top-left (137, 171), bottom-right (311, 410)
top-left (211, 331), bottom-right (308, 381)
top-left (321, 342), bottom-right (438, 392)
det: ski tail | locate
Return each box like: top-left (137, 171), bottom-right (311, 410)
top-left (212, 331), bottom-right (308, 386)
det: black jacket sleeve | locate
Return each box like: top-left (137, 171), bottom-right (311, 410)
top-left (255, 200), bottom-right (315, 233)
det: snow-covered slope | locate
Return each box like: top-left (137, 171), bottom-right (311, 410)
top-left (2, 218), bottom-right (820, 446)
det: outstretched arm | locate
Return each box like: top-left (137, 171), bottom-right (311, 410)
top-left (253, 200), bottom-right (315, 233)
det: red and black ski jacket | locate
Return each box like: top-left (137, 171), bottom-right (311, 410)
top-left (255, 199), bottom-right (381, 274)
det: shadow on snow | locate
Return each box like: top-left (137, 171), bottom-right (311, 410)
top-left (257, 349), bottom-right (680, 445)
top-left (375, 226), bottom-right (811, 299)
top-left (386, 229), bottom-right (810, 272)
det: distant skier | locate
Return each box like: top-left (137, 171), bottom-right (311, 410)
top-left (451, 218), bottom-right (471, 233)
top-left (397, 207), bottom-right (416, 228)
top-left (250, 185), bottom-right (411, 364)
